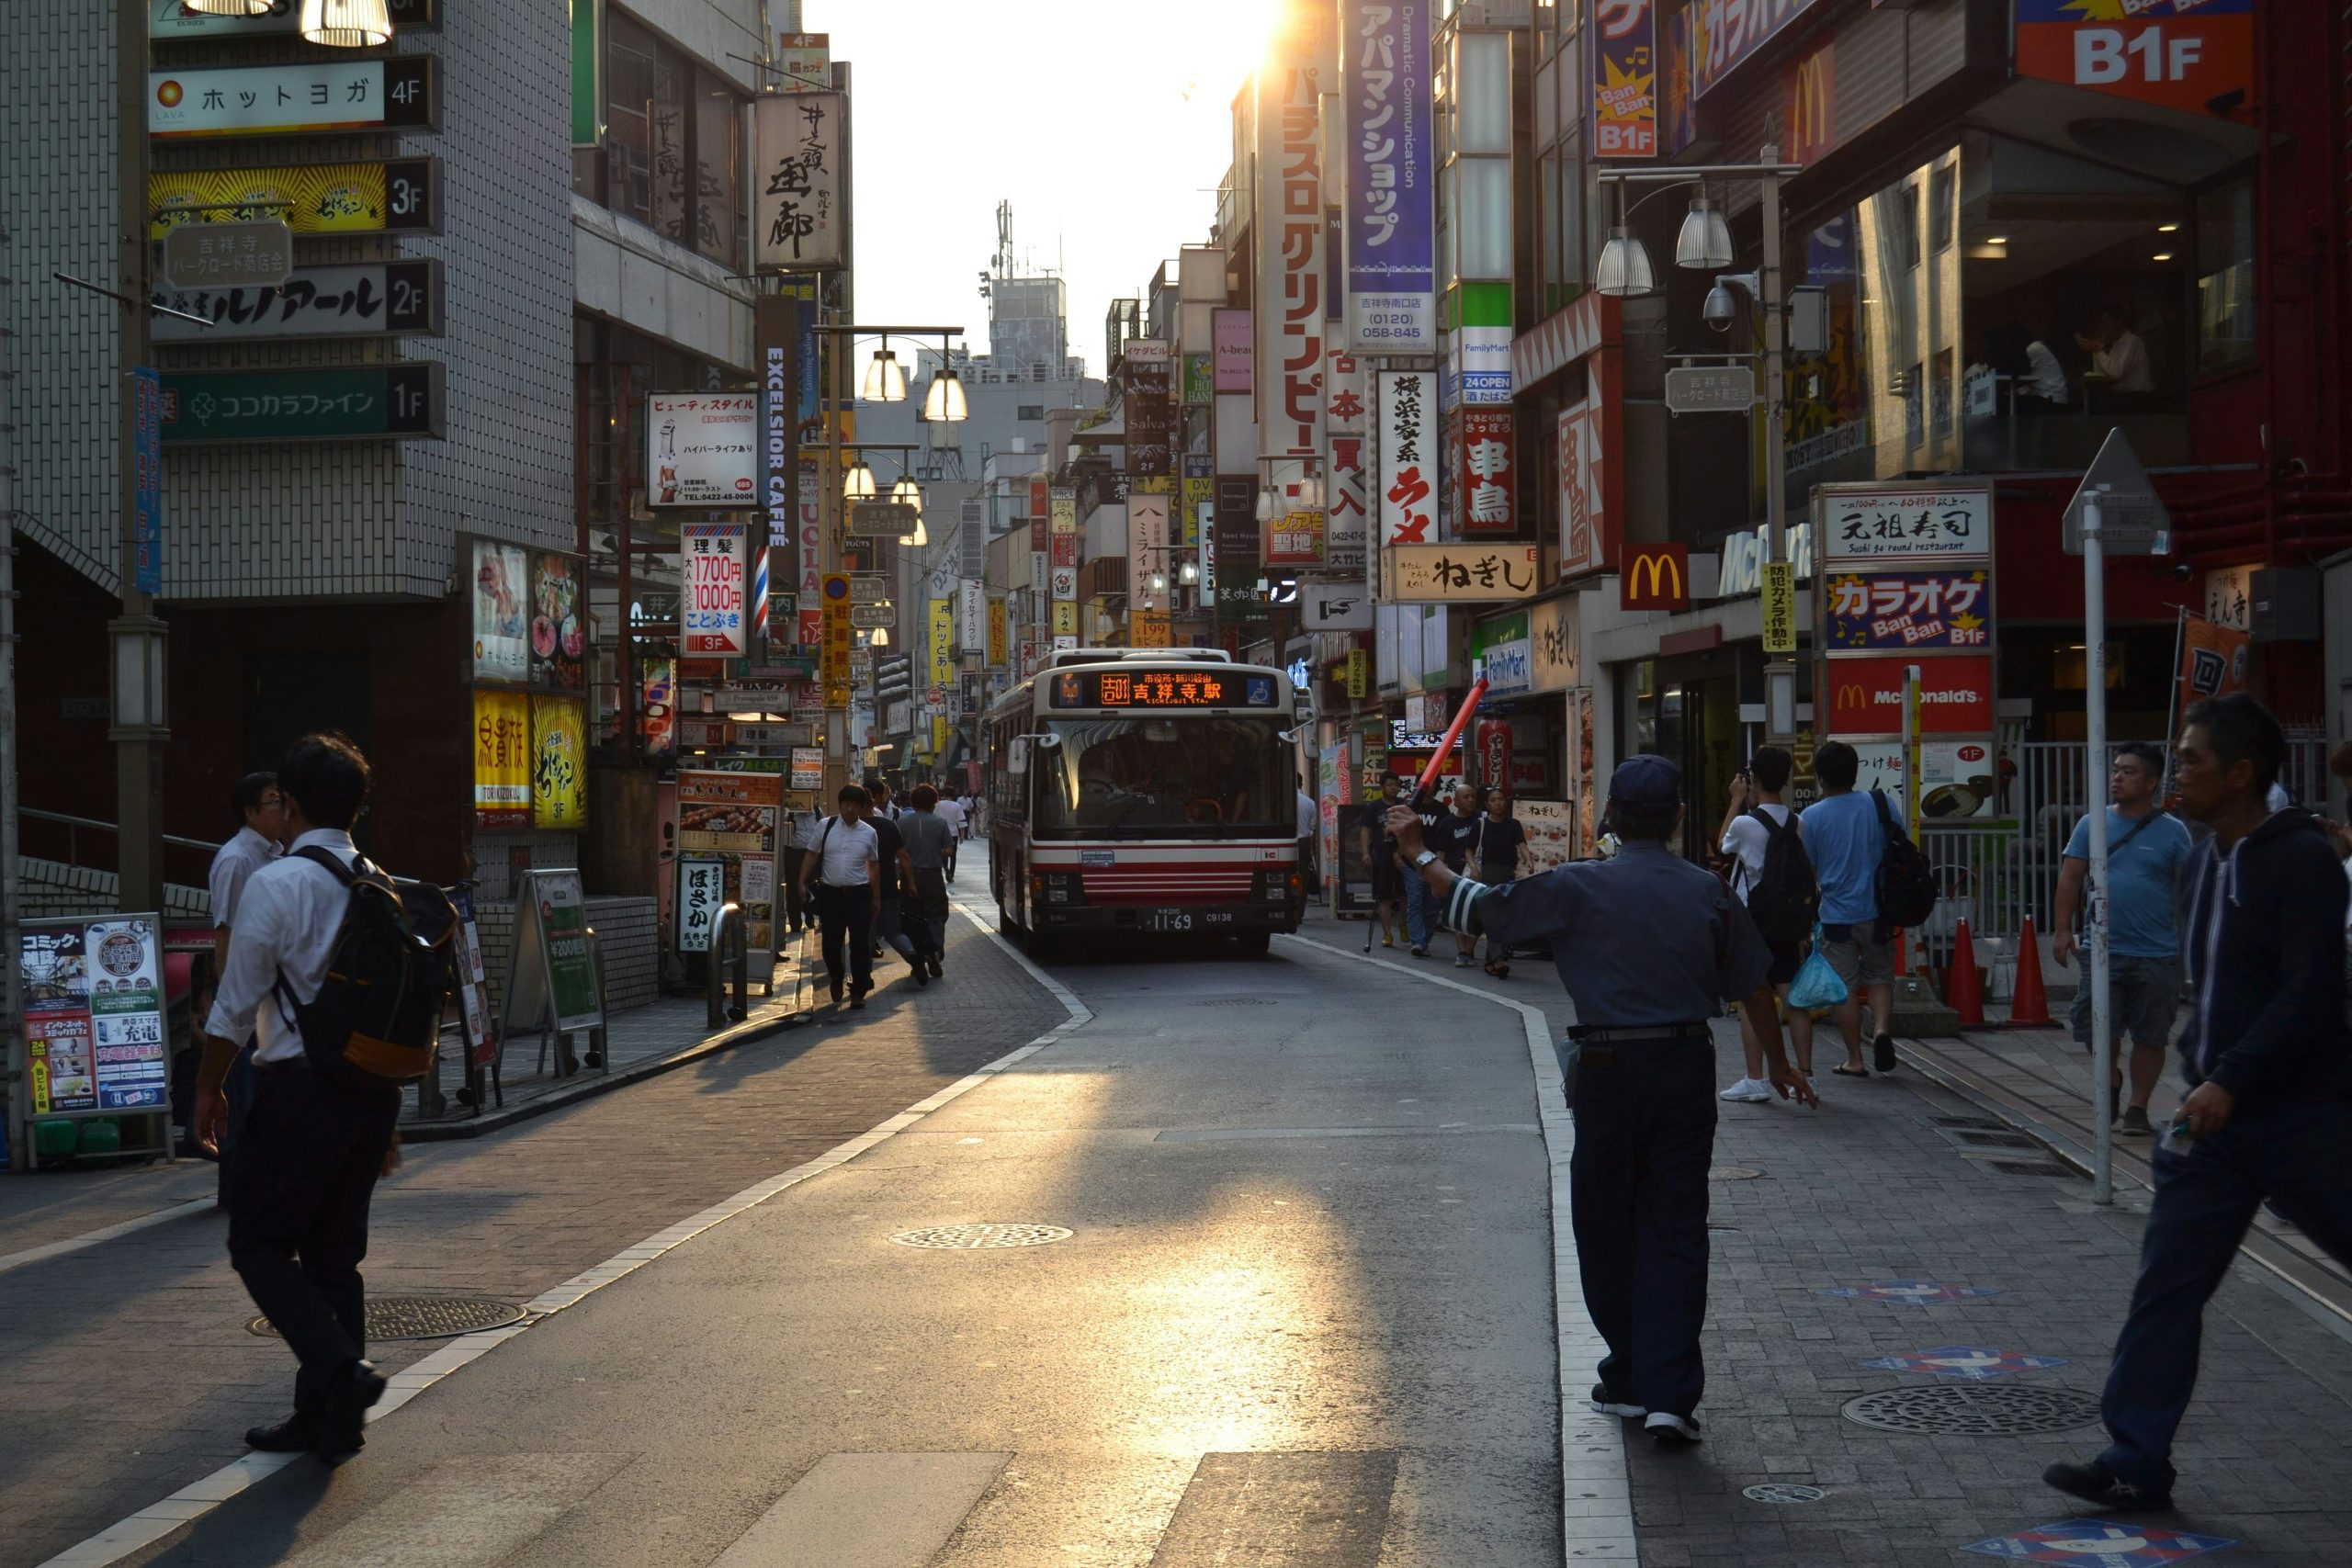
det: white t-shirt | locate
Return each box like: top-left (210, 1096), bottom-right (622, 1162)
top-left (1720, 804), bottom-right (1795, 906)
top-left (933, 797), bottom-right (967, 836)
top-left (1296, 790), bottom-right (1318, 840)
top-left (2093, 329), bottom-right (2153, 392)
top-left (812, 818), bottom-right (880, 887)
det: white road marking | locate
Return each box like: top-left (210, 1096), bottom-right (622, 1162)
top-left (709, 1452), bottom-right (1011, 1568)
top-left (0, 1196), bottom-right (217, 1279)
top-left (1277, 933), bottom-right (1637, 1562)
top-left (277, 1452), bottom-right (632, 1567)
top-left (36, 897), bottom-right (1091, 1568)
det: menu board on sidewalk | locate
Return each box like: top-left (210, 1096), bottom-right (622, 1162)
top-left (503, 870), bottom-right (605, 1040)
top-left (18, 916), bottom-right (168, 1118)
top-left (676, 759), bottom-right (786, 955)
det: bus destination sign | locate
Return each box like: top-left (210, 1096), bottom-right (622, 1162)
top-left (1051, 670), bottom-right (1281, 709)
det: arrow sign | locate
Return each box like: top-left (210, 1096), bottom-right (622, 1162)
top-left (2063, 427), bottom-right (2171, 557)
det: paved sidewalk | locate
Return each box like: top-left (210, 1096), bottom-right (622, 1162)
top-left (0, 905), bottom-right (1063, 1568)
top-left (1289, 916), bottom-right (2352, 1565)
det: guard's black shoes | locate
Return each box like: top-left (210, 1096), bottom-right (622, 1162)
top-left (1589, 1383), bottom-right (1645, 1418)
top-left (1644, 1412), bottom-right (1702, 1446)
top-left (311, 1359), bottom-right (387, 1464)
top-left (2042, 1459), bottom-right (2171, 1511)
top-left (243, 1417), bottom-right (317, 1453)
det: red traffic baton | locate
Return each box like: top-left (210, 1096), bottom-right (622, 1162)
top-left (1414, 678), bottom-right (1488, 795)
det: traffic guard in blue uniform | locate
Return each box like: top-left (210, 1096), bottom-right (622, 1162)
top-left (1388, 754), bottom-right (1815, 1444)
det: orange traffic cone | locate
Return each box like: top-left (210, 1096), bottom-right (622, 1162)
top-left (1945, 917), bottom-right (1984, 1028)
top-left (2007, 914), bottom-right (2054, 1028)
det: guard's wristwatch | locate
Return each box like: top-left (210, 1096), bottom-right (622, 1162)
top-left (1413, 850), bottom-right (1440, 869)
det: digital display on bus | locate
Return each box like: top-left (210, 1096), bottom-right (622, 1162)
top-left (1050, 670), bottom-right (1281, 709)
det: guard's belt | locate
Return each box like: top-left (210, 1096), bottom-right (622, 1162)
top-left (1568, 1023), bottom-right (1713, 1045)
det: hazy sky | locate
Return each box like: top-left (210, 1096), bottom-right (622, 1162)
top-left (808, 0), bottom-right (1282, 377)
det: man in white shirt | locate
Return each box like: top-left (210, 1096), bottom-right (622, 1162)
top-left (1297, 774), bottom-right (1320, 891)
top-left (195, 773), bottom-right (284, 1151)
top-left (797, 783), bottom-right (883, 1008)
top-left (192, 734), bottom-right (400, 1468)
top-left (2078, 303), bottom-right (2153, 392)
top-left (1715, 746), bottom-right (1815, 1102)
top-left (933, 785), bottom-right (968, 881)
top-left (780, 803), bottom-right (825, 936)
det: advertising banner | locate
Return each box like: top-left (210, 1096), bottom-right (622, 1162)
top-left (1324, 349), bottom-right (1369, 574)
top-left (473, 689), bottom-right (531, 827)
top-left (675, 858), bottom-right (727, 953)
top-left (1818, 484), bottom-right (1991, 563)
top-left (1213, 307), bottom-right (1253, 391)
top-left (1621, 544), bottom-right (1690, 612)
top-left (820, 572), bottom-right (852, 706)
top-left (676, 761), bottom-right (786, 954)
top-left (649, 393), bottom-right (757, 507)
top-left (1457, 407), bottom-right (1516, 535)
top-left (19, 918), bottom-right (168, 1118)
top-left (149, 159), bottom-right (439, 241)
top-left (1340, 0), bottom-right (1436, 353)
top-left (1301, 581), bottom-right (1374, 630)
top-left (160, 363), bottom-right (441, 443)
top-left (680, 524), bottom-right (750, 657)
top-left (1050, 486), bottom-right (1078, 534)
top-left (1125, 339), bottom-right (1174, 478)
top-left (1374, 369), bottom-right (1435, 545)
top-left (1825, 569), bottom-right (1991, 650)
top-left (1591, 0), bottom-right (1659, 157)
top-left (1531, 594), bottom-right (1580, 692)
top-left (153, 0), bottom-right (436, 39)
top-left (149, 57), bottom-right (437, 139)
top-left (132, 367), bottom-right (161, 594)
top-left (642, 658), bottom-right (677, 757)
top-left (1257, 17), bottom-right (1333, 476)
top-left (755, 293), bottom-right (797, 554)
top-left (1184, 353), bottom-right (1214, 405)
top-left (1849, 739), bottom-right (1999, 821)
top-left (531, 697), bottom-right (587, 830)
top-left (1052, 601), bottom-right (1079, 637)
top-left (1269, 509), bottom-right (1327, 568)
top-left (1050, 565), bottom-right (1078, 603)
top-left (930, 599), bottom-right (956, 686)
top-left (2178, 615), bottom-right (2252, 701)
top-left (153, 259), bottom-right (440, 343)
top-left (1691, 0), bottom-right (1824, 96)
top-left (987, 597), bottom-right (1008, 668)
top-left (1823, 654), bottom-right (1996, 737)
top-left (958, 580), bottom-right (986, 655)
top-left (531, 553), bottom-right (585, 689)
top-left (1126, 492), bottom-right (1170, 583)
top-left (509, 870), bottom-right (603, 1034)
top-left (752, 91), bottom-right (846, 269)
top-left (1382, 544), bottom-right (1541, 602)
top-left (2014, 0), bottom-right (2253, 118)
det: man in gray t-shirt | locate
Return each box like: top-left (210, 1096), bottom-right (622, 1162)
top-left (899, 785), bottom-right (956, 977)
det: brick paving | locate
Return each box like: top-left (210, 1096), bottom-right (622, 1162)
top-left (0, 900), bottom-right (1062, 1568)
top-left (1288, 916), bottom-right (2352, 1565)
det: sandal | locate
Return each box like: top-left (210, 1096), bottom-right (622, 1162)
top-left (1831, 1064), bottom-right (1870, 1077)
top-left (1484, 959), bottom-right (1510, 978)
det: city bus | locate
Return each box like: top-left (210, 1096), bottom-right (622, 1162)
top-left (983, 649), bottom-right (1306, 956)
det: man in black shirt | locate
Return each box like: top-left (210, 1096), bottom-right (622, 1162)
top-left (863, 784), bottom-right (923, 986)
top-left (1424, 784), bottom-right (1486, 967)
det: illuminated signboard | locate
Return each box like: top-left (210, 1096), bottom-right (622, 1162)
top-left (1049, 670), bottom-right (1283, 709)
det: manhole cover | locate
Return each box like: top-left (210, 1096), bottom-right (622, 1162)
top-left (1709, 1166), bottom-right (1763, 1180)
top-left (1743, 1483), bottom-right (1825, 1504)
top-left (1841, 1384), bottom-right (2101, 1436)
top-left (248, 1296), bottom-right (525, 1342)
top-left (889, 1223), bottom-right (1073, 1249)
top-left (1927, 1115), bottom-right (2004, 1131)
top-left (1988, 1159), bottom-right (2083, 1179)
top-left (1949, 1130), bottom-right (2040, 1149)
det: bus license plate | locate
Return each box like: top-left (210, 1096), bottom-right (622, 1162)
top-left (1146, 909), bottom-right (1193, 931)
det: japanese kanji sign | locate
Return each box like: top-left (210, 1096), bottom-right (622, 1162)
top-left (680, 525), bottom-right (750, 658)
top-left (674, 859), bottom-right (727, 953)
top-left (1826, 570), bottom-right (1992, 650)
top-left (150, 57), bottom-right (437, 139)
top-left (1382, 545), bottom-right (1540, 603)
top-left (1374, 368), bottom-right (1434, 546)
top-left (1340, 0), bottom-right (1436, 353)
top-left (821, 574), bottom-right (852, 706)
top-left (159, 220), bottom-right (290, 289)
top-left (752, 90), bottom-right (844, 270)
top-left (649, 393), bottom-right (758, 507)
top-left (131, 367), bottom-right (161, 595)
top-left (1125, 339), bottom-right (1174, 478)
top-left (150, 159), bottom-right (440, 241)
top-left (1456, 408), bottom-right (1516, 536)
top-left (473, 689), bottom-right (532, 827)
top-left (531, 696), bottom-right (588, 830)
top-left (1256, 17), bottom-right (1333, 474)
top-left (1818, 484), bottom-right (1990, 563)
top-left (159, 363), bottom-right (441, 443)
top-left (152, 259), bottom-right (440, 343)
top-left (1324, 348), bottom-right (1370, 573)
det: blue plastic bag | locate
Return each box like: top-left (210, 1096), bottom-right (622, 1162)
top-left (1785, 926), bottom-right (1849, 1011)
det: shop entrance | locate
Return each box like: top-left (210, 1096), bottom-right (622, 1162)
top-left (1628, 654), bottom-right (1740, 862)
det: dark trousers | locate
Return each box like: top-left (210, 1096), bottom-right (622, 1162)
top-left (2098, 1097), bottom-right (2352, 1490)
top-left (908, 867), bottom-right (949, 959)
top-left (814, 886), bottom-right (875, 993)
top-left (1566, 1035), bottom-right (1717, 1419)
top-left (875, 893), bottom-right (919, 963)
top-left (782, 847), bottom-right (808, 932)
top-left (225, 1064), bottom-right (401, 1423)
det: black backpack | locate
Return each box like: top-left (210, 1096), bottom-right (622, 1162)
top-left (1871, 788), bottom-right (1938, 929)
top-left (273, 848), bottom-right (458, 1090)
top-left (1743, 807), bottom-right (1818, 942)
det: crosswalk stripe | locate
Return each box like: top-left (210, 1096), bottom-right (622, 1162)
top-left (709, 1452), bottom-right (1011, 1567)
top-left (1148, 1451), bottom-right (1398, 1566)
top-left (277, 1453), bottom-right (631, 1566)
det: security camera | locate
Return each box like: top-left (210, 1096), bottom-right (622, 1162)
top-left (2172, 560), bottom-right (2195, 581)
top-left (1703, 284), bottom-right (1738, 332)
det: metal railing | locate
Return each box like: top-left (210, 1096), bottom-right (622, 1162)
top-left (20, 807), bottom-right (221, 864)
top-left (707, 902), bottom-right (749, 1028)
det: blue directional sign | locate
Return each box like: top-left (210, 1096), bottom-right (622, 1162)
top-left (1962, 1518), bottom-right (2238, 1565)
top-left (1861, 1347), bottom-right (2067, 1381)
top-left (1818, 1280), bottom-right (2003, 1305)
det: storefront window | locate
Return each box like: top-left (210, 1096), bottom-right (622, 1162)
top-left (1854, 149), bottom-right (1962, 476)
top-left (602, 12), bottom-right (744, 268)
top-left (2196, 180), bottom-right (2256, 376)
top-left (694, 69), bottom-right (742, 269)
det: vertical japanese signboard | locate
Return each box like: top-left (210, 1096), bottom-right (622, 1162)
top-left (1256, 17), bottom-right (1333, 483)
top-left (930, 599), bottom-right (956, 687)
top-left (473, 689), bottom-right (531, 827)
top-left (987, 597), bottom-right (1008, 669)
top-left (531, 696), bottom-right (587, 830)
top-left (1213, 307), bottom-right (1253, 391)
top-left (681, 524), bottom-right (749, 658)
top-left (820, 572), bottom-right (852, 706)
top-left (1050, 486), bottom-right (1078, 535)
top-left (1457, 408), bottom-right (1515, 536)
top-left (1340, 0), bottom-right (1436, 352)
top-left (1591, 0), bottom-right (1659, 157)
top-left (752, 91), bottom-right (845, 270)
top-left (1324, 349), bottom-right (1369, 574)
top-left (18, 918), bottom-right (167, 1119)
top-left (132, 366), bottom-right (162, 593)
top-left (674, 858), bottom-right (727, 953)
top-left (1125, 339), bottom-right (1174, 478)
top-left (1127, 493), bottom-right (1170, 587)
top-left (755, 294), bottom-right (797, 555)
top-left (1374, 369), bottom-right (1434, 544)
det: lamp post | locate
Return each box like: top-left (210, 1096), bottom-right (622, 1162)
top-left (1595, 151), bottom-right (1803, 745)
top-left (812, 327), bottom-right (963, 798)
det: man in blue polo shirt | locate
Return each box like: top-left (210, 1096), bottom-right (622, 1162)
top-left (2052, 741), bottom-right (2195, 1136)
top-left (1800, 740), bottom-right (1904, 1077)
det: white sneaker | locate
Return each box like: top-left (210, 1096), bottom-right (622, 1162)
top-left (1719, 1077), bottom-right (1772, 1103)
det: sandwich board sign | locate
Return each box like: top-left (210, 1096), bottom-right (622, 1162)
top-left (500, 870), bottom-right (605, 1070)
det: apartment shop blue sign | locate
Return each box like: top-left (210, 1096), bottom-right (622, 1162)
top-left (1340, 1), bottom-right (1435, 354)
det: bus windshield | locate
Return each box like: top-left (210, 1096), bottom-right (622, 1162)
top-left (1034, 715), bottom-right (1292, 837)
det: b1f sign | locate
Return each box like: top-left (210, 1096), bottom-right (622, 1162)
top-left (2014, 0), bottom-right (2252, 118)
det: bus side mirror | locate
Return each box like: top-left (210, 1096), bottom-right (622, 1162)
top-left (1007, 737), bottom-right (1029, 775)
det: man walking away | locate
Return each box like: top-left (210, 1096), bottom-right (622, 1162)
top-left (1801, 741), bottom-right (1902, 1077)
top-left (2052, 741), bottom-right (2194, 1136)
top-left (2046, 694), bottom-right (2352, 1511)
top-left (191, 735), bottom-right (401, 1466)
top-left (864, 785), bottom-right (923, 985)
top-left (190, 773), bottom-right (285, 1154)
top-left (933, 784), bottom-right (967, 881)
top-left (797, 784), bottom-right (882, 1009)
top-left (1473, 793), bottom-right (1528, 976)
top-left (901, 785), bottom-right (956, 980)
top-left (1390, 756), bottom-right (1814, 1447)
top-left (1717, 747), bottom-right (1816, 1101)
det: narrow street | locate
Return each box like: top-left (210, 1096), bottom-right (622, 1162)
top-left (1, 845), bottom-right (2346, 1566)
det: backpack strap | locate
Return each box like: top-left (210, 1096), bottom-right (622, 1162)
top-left (1871, 786), bottom-right (1899, 839)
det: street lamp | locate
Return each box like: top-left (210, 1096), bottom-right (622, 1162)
top-left (862, 342), bottom-right (908, 402)
top-left (889, 475), bottom-right (922, 513)
top-left (842, 457), bottom-right (876, 501)
top-left (1593, 226), bottom-right (1656, 299)
top-left (183, 0), bottom-right (270, 10)
top-left (1676, 193), bottom-right (1735, 271)
top-left (300, 0), bottom-right (393, 46)
top-left (899, 515), bottom-right (929, 547)
top-left (867, 626), bottom-right (889, 647)
top-left (922, 365), bottom-right (968, 423)
top-left (1178, 558), bottom-right (1199, 586)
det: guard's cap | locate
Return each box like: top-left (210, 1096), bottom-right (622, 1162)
top-left (1608, 754), bottom-right (1682, 807)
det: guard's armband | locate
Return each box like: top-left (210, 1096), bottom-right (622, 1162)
top-left (1441, 877), bottom-right (1490, 935)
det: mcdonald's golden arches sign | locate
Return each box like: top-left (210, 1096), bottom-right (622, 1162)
top-left (1621, 544), bottom-right (1689, 613)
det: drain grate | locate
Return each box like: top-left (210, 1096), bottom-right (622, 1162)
top-left (1195, 996), bottom-right (1280, 1008)
top-left (1842, 1383), bottom-right (2101, 1436)
top-left (1949, 1130), bottom-right (2041, 1150)
top-left (1743, 1483), bottom-right (1826, 1504)
top-left (1926, 1115), bottom-right (2005, 1131)
top-left (1709, 1166), bottom-right (1764, 1181)
top-left (249, 1296), bottom-right (525, 1342)
top-left (1987, 1159), bottom-right (2084, 1179)
top-left (889, 1223), bottom-right (1073, 1250)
